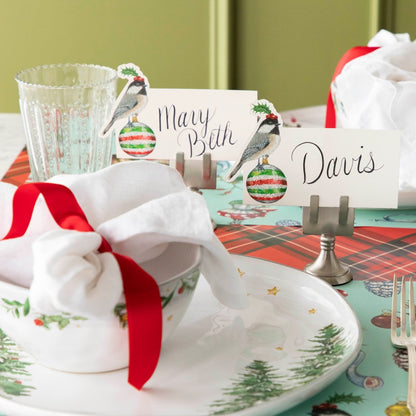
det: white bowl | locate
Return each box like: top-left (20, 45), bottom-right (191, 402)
top-left (0, 242), bottom-right (201, 373)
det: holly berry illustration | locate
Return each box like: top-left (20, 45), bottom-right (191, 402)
top-left (33, 319), bottom-right (43, 326)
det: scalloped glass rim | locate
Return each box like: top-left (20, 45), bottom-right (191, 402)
top-left (15, 63), bottom-right (118, 89)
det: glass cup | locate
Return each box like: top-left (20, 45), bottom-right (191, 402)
top-left (15, 63), bottom-right (117, 181)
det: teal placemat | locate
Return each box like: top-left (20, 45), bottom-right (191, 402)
top-left (202, 162), bottom-right (416, 228)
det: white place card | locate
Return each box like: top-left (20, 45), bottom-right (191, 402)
top-left (241, 128), bottom-right (400, 208)
top-left (115, 88), bottom-right (258, 160)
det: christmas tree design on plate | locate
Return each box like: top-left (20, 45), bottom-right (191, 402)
top-left (209, 323), bottom-right (347, 415)
top-left (288, 323), bottom-right (346, 384)
top-left (0, 328), bottom-right (34, 397)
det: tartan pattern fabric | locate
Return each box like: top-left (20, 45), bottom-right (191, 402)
top-left (1, 148), bottom-right (30, 186)
top-left (5, 148), bottom-right (416, 283)
top-left (215, 224), bottom-right (416, 282)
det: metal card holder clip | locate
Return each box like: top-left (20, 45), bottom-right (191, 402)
top-left (302, 195), bottom-right (354, 285)
top-left (171, 152), bottom-right (217, 229)
top-left (170, 152), bottom-right (217, 190)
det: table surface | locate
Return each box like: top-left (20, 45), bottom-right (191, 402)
top-left (0, 113), bottom-right (415, 416)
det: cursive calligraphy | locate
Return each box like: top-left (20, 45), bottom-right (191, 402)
top-left (158, 104), bottom-right (236, 157)
top-left (290, 141), bottom-right (383, 184)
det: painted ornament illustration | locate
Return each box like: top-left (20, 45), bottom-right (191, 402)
top-left (346, 350), bottom-right (383, 390)
top-left (309, 393), bottom-right (363, 416)
top-left (225, 100), bottom-right (287, 203)
top-left (101, 63), bottom-right (156, 157)
top-left (385, 399), bottom-right (411, 416)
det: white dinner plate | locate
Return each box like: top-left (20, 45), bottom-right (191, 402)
top-left (0, 255), bottom-right (361, 416)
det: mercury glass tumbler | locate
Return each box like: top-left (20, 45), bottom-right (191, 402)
top-left (15, 64), bottom-right (117, 181)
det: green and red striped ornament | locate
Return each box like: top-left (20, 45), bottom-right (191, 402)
top-left (246, 163), bottom-right (287, 203)
top-left (119, 119), bottom-right (156, 157)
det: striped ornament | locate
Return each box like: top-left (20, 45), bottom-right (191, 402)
top-left (118, 121), bottom-right (156, 157)
top-left (246, 163), bottom-right (287, 204)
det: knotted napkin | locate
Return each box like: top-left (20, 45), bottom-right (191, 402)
top-left (328, 29), bottom-right (416, 190)
top-left (0, 161), bottom-right (247, 389)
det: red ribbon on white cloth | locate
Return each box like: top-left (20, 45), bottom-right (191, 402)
top-left (325, 46), bottom-right (380, 128)
top-left (2, 182), bottom-right (162, 390)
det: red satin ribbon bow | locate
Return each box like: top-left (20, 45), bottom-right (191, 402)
top-left (325, 46), bottom-right (380, 128)
top-left (2, 182), bottom-right (162, 390)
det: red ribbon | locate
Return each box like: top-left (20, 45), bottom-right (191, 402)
top-left (2, 182), bottom-right (162, 390)
top-left (325, 46), bottom-right (380, 128)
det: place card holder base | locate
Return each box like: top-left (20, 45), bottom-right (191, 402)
top-left (170, 152), bottom-right (217, 190)
top-left (302, 195), bottom-right (354, 286)
top-left (170, 152), bottom-right (217, 229)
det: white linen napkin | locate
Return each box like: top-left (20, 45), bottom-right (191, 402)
top-left (0, 161), bottom-right (248, 317)
top-left (331, 29), bottom-right (416, 190)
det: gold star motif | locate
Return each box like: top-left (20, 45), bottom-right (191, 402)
top-left (308, 308), bottom-right (316, 314)
top-left (275, 346), bottom-right (283, 351)
top-left (167, 315), bottom-right (173, 321)
top-left (238, 268), bottom-right (246, 277)
top-left (267, 286), bottom-right (279, 296)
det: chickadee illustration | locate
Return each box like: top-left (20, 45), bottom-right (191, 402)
top-left (225, 113), bottom-right (281, 182)
top-left (100, 76), bottom-right (148, 136)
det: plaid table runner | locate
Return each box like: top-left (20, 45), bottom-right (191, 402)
top-left (216, 224), bottom-right (416, 283)
top-left (2, 147), bottom-right (416, 415)
top-left (4, 148), bottom-right (416, 283)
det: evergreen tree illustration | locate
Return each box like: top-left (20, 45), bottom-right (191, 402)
top-left (289, 323), bottom-right (346, 384)
top-left (0, 329), bottom-right (34, 396)
top-left (209, 360), bottom-right (286, 415)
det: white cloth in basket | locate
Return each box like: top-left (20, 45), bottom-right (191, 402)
top-left (0, 162), bottom-right (247, 317)
top-left (332, 29), bottom-right (416, 190)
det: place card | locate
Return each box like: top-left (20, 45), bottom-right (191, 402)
top-left (115, 88), bottom-right (258, 160)
top-left (241, 127), bottom-right (400, 208)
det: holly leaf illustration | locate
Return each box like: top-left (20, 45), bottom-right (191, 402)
top-left (2, 299), bottom-right (23, 307)
top-left (120, 67), bottom-right (139, 77)
top-left (58, 318), bottom-right (70, 330)
top-left (252, 103), bottom-right (272, 115)
top-left (326, 392), bottom-right (364, 405)
top-left (71, 316), bottom-right (87, 321)
top-left (23, 298), bottom-right (30, 317)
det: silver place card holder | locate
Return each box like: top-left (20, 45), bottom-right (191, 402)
top-left (302, 195), bottom-right (354, 285)
top-left (171, 152), bottom-right (217, 191)
top-left (171, 152), bottom-right (217, 229)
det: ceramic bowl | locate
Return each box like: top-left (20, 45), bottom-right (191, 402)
top-left (0, 242), bottom-right (201, 373)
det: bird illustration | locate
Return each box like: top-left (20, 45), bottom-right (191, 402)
top-left (100, 63), bottom-right (149, 137)
top-left (225, 112), bottom-right (281, 182)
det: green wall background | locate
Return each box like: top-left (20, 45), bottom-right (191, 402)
top-left (0, 0), bottom-right (415, 113)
